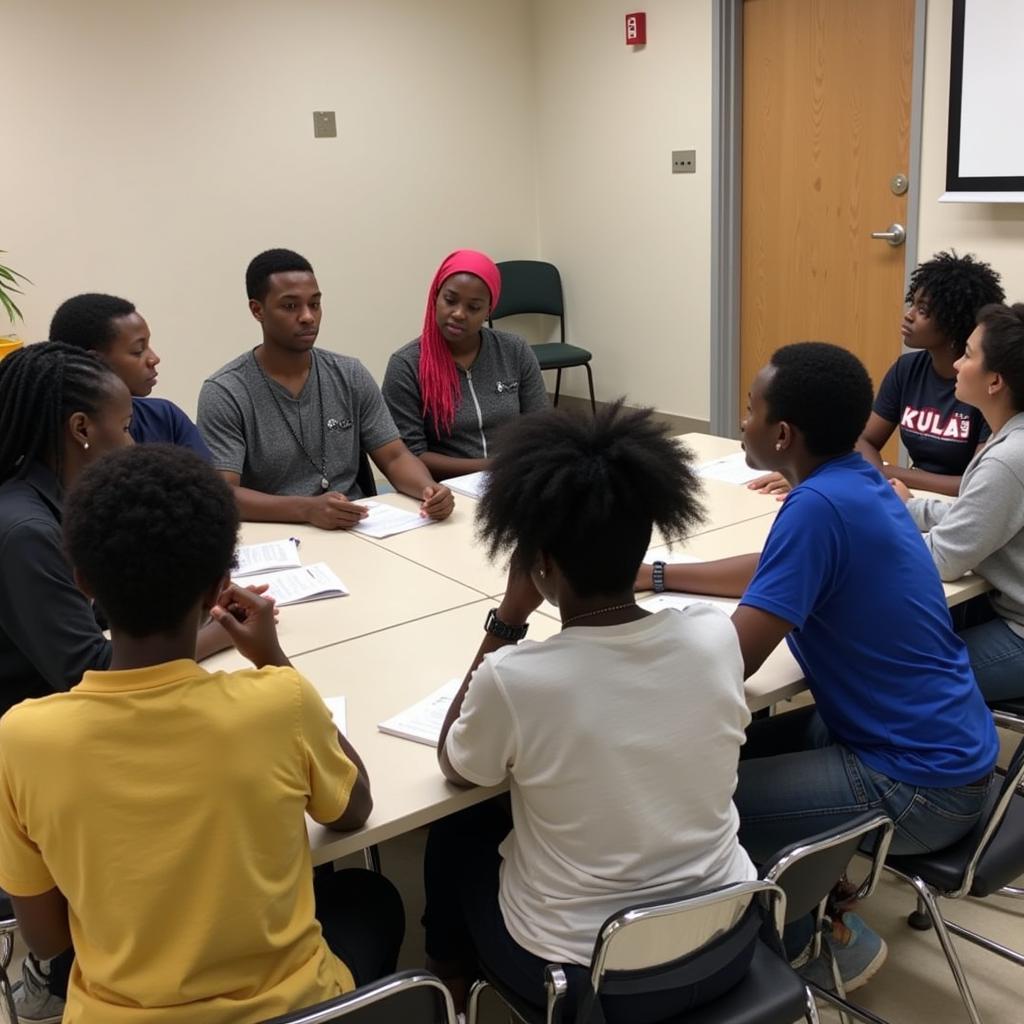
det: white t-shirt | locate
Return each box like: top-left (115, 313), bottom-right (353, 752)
top-left (445, 606), bottom-right (756, 965)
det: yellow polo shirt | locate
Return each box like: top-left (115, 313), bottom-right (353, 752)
top-left (0, 659), bottom-right (358, 1023)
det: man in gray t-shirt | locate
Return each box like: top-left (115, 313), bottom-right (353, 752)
top-left (197, 248), bottom-right (454, 530)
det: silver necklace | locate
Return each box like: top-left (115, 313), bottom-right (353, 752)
top-left (252, 350), bottom-right (330, 492)
top-left (561, 601), bottom-right (637, 627)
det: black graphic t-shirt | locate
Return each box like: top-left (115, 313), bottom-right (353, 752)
top-left (873, 351), bottom-right (989, 475)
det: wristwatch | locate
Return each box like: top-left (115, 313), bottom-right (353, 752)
top-left (484, 608), bottom-right (530, 642)
top-left (652, 560), bottom-right (667, 593)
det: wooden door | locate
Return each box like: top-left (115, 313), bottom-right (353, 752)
top-left (740, 0), bottom-right (915, 429)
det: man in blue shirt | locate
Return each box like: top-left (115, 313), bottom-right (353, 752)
top-left (49, 293), bottom-right (212, 459)
top-left (641, 342), bottom-right (997, 990)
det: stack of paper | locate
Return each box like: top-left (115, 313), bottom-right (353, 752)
top-left (378, 678), bottom-right (461, 746)
top-left (351, 500), bottom-right (435, 539)
top-left (445, 471), bottom-right (489, 500)
top-left (695, 452), bottom-right (764, 485)
top-left (233, 538), bottom-right (303, 576)
top-left (238, 563), bottom-right (349, 606)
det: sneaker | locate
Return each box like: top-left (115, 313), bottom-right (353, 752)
top-left (12, 952), bottom-right (66, 1024)
top-left (799, 912), bottom-right (887, 994)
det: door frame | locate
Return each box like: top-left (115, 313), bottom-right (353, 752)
top-left (709, 0), bottom-right (930, 437)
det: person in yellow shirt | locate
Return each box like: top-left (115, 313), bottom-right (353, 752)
top-left (0, 444), bottom-right (404, 1024)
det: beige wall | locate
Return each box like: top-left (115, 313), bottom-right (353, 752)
top-left (917, 0), bottom-right (1024, 300)
top-left (532, 0), bottom-right (713, 420)
top-left (3, 0), bottom-right (539, 415)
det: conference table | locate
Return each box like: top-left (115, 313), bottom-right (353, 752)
top-left (202, 434), bottom-right (988, 864)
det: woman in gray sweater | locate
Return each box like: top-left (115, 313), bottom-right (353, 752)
top-left (382, 250), bottom-right (548, 481)
top-left (893, 302), bottom-right (1024, 702)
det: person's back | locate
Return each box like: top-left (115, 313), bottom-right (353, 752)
top-left (0, 661), bottom-right (353, 1022)
top-left (766, 451), bottom-right (991, 783)
top-left (0, 444), bottom-right (397, 1024)
top-left (460, 604), bottom-right (753, 962)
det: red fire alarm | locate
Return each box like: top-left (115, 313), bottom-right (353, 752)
top-left (626, 12), bottom-right (646, 45)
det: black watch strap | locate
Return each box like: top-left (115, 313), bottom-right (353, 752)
top-left (484, 608), bottom-right (529, 642)
top-left (652, 560), bottom-right (667, 593)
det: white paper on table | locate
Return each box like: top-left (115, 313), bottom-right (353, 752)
top-left (323, 695), bottom-right (347, 736)
top-left (696, 452), bottom-right (764, 485)
top-left (643, 549), bottom-right (703, 566)
top-left (350, 500), bottom-right (435, 539)
top-left (378, 678), bottom-right (461, 746)
top-left (640, 593), bottom-right (739, 616)
top-left (232, 538), bottom-right (302, 577)
top-left (445, 470), bottom-right (489, 500)
top-left (239, 563), bottom-right (348, 606)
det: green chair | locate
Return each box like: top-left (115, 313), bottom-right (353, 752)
top-left (489, 260), bottom-right (596, 412)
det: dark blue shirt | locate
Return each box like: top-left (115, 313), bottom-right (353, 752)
top-left (741, 453), bottom-right (998, 788)
top-left (874, 351), bottom-right (988, 475)
top-left (131, 397), bottom-right (212, 461)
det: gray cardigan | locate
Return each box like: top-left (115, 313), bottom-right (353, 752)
top-left (907, 411), bottom-right (1024, 632)
top-left (382, 328), bottom-right (549, 460)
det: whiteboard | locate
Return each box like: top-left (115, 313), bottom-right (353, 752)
top-left (945, 0), bottom-right (1024, 197)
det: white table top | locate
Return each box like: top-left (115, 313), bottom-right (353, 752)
top-left (204, 433), bottom-right (992, 861)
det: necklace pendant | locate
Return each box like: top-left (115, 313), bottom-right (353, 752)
top-left (320, 476), bottom-right (330, 491)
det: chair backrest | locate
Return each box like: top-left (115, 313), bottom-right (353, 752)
top-left (963, 733), bottom-right (1024, 897)
top-left (588, 879), bottom-right (784, 991)
top-left (259, 970), bottom-right (457, 1024)
top-left (762, 811), bottom-right (894, 926)
top-left (490, 261), bottom-right (565, 339)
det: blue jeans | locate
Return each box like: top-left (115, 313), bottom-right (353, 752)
top-left (959, 615), bottom-right (1024, 703)
top-left (736, 706), bottom-right (992, 864)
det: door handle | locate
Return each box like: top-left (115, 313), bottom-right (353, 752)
top-left (870, 223), bottom-right (906, 247)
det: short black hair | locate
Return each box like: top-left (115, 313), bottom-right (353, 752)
top-left (49, 293), bottom-right (136, 352)
top-left (906, 251), bottom-right (1005, 356)
top-left (246, 248), bottom-right (314, 302)
top-left (764, 342), bottom-right (873, 457)
top-left (64, 445), bottom-right (239, 638)
top-left (977, 302), bottom-right (1024, 411)
top-left (476, 401), bottom-right (706, 597)
top-left (0, 341), bottom-right (121, 484)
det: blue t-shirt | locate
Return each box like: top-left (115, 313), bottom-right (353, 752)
top-left (130, 397), bottom-right (212, 461)
top-left (874, 351), bottom-right (988, 475)
top-left (740, 452), bottom-right (997, 788)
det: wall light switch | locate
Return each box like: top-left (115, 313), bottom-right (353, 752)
top-left (672, 149), bottom-right (696, 174)
top-left (313, 111), bottom-right (337, 138)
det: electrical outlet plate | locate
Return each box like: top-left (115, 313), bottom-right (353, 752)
top-left (672, 149), bottom-right (696, 174)
top-left (313, 111), bottom-right (337, 138)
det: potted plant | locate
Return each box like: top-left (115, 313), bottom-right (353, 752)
top-left (0, 251), bottom-right (31, 360)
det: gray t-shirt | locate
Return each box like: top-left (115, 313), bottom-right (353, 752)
top-left (197, 348), bottom-right (399, 499)
top-left (382, 328), bottom-right (549, 459)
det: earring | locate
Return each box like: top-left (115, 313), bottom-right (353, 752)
top-left (83, 441), bottom-right (90, 451)
top-left (538, 569), bottom-right (546, 578)
top-left (775, 442), bottom-right (782, 451)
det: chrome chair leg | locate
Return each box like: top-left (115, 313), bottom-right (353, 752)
top-left (908, 877), bottom-right (984, 1024)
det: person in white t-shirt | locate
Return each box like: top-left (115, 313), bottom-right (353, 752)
top-left (423, 402), bottom-right (758, 1022)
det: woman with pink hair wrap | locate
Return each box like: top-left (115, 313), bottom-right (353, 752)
top-left (382, 250), bottom-right (549, 481)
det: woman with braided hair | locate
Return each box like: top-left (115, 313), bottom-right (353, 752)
top-left (382, 249), bottom-right (548, 481)
top-left (0, 342), bottom-right (237, 717)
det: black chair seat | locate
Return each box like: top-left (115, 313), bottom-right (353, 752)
top-left (479, 941), bottom-right (807, 1024)
top-left (673, 941), bottom-right (810, 1024)
top-left (887, 787), bottom-right (1024, 896)
top-left (989, 697), bottom-right (1024, 718)
top-left (0, 892), bottom-right (13, 924)
top-left (530, 342), bottom-right (592, 370)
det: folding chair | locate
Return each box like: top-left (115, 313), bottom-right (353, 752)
top-left (467, 878), bottom-right (820, 1024)
top-left (762, 811), bottom-right (895, 1024)
top-left (489, 260), bottom-right (596, 412)
top-left (884, 735), bottom-right (1024, 1024)
top-left (260, 968), bottom-right (457, 1023)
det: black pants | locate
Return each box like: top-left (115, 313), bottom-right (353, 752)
top-left (423, 799), bottom-right (757, 1024)
top-left (47, 866), bottom-right (405, 1000)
